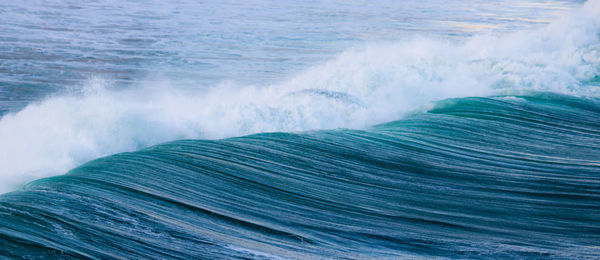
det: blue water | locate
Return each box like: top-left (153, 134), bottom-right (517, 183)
top-left (1, 0), bottom-right (599, 259)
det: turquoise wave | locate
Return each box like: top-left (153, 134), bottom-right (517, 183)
top-left (1, 93), bottom-right (599, 259)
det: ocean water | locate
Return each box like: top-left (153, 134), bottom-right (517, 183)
top-left (0, 0), bottom-right (599, 259)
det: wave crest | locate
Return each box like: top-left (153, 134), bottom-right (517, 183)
top-left (0, 1), bottom-right (599, 193)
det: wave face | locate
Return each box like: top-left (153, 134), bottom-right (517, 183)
top-left (0, 0), bottom-right (599, 193)
top-left (1, 93), bottom-right (599, 259)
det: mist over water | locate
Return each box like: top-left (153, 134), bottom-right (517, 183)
top-left (0, 0), bottom-right (578, 107)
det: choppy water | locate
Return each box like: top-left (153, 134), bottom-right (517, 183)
top-left (1, 0), bottom-right (599, 259)
top-left (0, 0), bottom-right (579, 113)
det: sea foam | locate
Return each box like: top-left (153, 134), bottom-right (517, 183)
top-left (0, 0), bottom-right (598, 193)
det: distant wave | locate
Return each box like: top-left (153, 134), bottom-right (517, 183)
top-left (1, 93), bottom-right (599, 258)
top-left (0, 0), bottom-right (598, 193)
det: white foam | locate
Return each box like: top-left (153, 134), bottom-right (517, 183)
top-left (0, 0), bottom-right (598, 193)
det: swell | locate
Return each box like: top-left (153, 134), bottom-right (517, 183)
top-left (0, 93), bottom-right (599, 259)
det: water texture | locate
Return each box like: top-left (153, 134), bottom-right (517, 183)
top-left (0, 0), bottom-right (599, 259)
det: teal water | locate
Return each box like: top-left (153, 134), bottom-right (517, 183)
top-left (1, 93), bottom-right (599, 259)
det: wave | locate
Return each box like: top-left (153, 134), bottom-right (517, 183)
top-left (1, 93), bottom-right (599, 258)
top-left (0, 1), bottom-right (599, 193)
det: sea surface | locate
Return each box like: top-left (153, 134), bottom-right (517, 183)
top-left (0, 0), bottom-right (599, 259)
